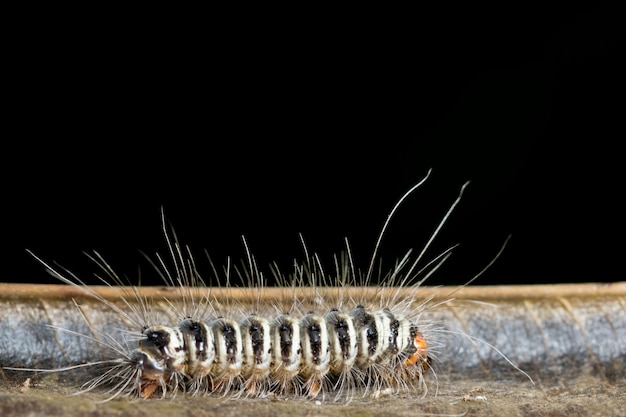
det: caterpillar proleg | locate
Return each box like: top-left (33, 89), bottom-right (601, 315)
top-left (4, 170), bottom-right (531, 402)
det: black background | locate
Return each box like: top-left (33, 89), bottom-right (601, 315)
top-left (3, 7), bottom-right (624, 287)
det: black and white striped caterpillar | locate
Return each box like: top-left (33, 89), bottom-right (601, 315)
top-left (6, 171), bottom-right (524, 402)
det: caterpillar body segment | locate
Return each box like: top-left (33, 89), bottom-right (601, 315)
top-left (239, 315), bottom-right (273, 393)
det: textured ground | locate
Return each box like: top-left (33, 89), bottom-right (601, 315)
top-left (1, 373), bottom-right (624, 417)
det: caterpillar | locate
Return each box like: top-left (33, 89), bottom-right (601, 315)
top-left (4, 170), bottom-right (530, 402)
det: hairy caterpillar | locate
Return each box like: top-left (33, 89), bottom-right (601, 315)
top-left (4, 170), bottom-right (530, 402)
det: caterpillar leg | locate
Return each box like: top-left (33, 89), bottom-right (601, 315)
top-left (140, 381), bottom-right (161, 399)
